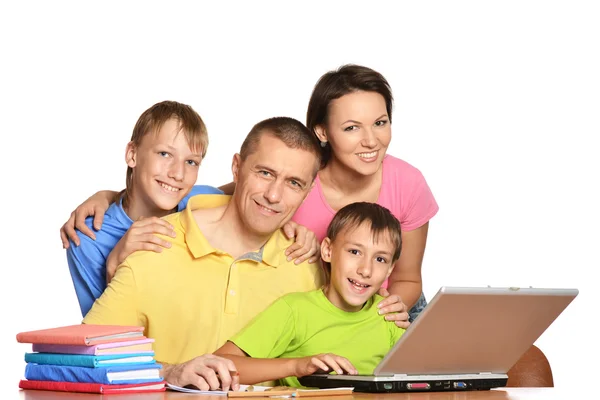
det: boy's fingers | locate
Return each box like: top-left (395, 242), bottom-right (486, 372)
top-left (337, 357), bottom-right (357, 375)
top-left (140, 234), bottom-right (172, 249)
top-left (311, 358), bottom-right (329, 372)
top-left (322, 355), bottom-right (343, 375)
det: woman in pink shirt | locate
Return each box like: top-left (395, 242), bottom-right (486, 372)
top-left (291, 65), bottom-right (438, 321)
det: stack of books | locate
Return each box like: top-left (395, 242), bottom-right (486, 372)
top-left (16, 324), bottom-right (165, 394)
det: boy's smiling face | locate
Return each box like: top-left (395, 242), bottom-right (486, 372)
top-left (126, 117), bottom-right (202, 217)
top-left (321, 222), bottom-right (395, 312)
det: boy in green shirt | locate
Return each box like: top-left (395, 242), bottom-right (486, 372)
top-left (215, 202), bottom-right (405, 387)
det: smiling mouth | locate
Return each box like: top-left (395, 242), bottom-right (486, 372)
top-left (348, 278), bottom-right (370, 289)
top-left (357, 151), bottom-right (378, 159)
top-left (157, 181), bottom-right (181, 193)
top-left (254, 200), bottom-right (280, 214)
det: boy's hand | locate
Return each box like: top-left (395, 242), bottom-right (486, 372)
top-left (294, 354), bottom-right (358, 377)
top-left (106, 216), bottom-right (176, 282)
top-left (60, 190), bottom-right (117, 248)
top-left (283, 221), bottom-right (320, 264)
top-left (162, 354), bottom-right (240, 391)
top-left (377, 288), bottom-right (410, 329)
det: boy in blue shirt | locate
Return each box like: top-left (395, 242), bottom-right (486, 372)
top-left (66, 101), bottom-right (222, 316)
top-left (215, 202), bottom-right (405, 387)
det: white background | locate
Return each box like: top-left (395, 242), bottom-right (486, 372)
top-left (1, 0), bottom-right (598, 393)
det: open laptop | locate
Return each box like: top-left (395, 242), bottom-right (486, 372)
top-left (299, 286), bottom-right (578, 392)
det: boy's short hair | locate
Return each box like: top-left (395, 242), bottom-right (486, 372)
top-left (123, 100), bottom-right (208, 202)
top-left (327, 202), bottom-right (402, 262)
top-left (239, 117), bottom-right (322, 179)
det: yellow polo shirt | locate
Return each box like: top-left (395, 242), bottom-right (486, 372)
top-left (83, 195), bottom-right (324, 364)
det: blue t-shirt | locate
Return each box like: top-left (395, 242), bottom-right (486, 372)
top-left (66, 185), bottom-right (223, 317)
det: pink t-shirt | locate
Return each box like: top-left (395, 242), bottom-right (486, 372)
top-left (293, 155), bottom-right (439, 242)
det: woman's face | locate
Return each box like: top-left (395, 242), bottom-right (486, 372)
top-left (318, 90), bottom-right (391, 177)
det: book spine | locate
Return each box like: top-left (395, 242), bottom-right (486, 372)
top-left (25, 353), bottom-right (96, 368)
top-left (19, 379), bottom-right (102, 393)
top-left (25, 363), bottom-right (110, 384)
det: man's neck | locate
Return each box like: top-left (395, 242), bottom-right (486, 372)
top-left (200, 201), bottom-right (273, 259)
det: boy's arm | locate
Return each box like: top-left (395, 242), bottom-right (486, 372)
top-left (215, 342), bottom-right (357, 384)
top-left (66, 233), bottom-right (107, 317)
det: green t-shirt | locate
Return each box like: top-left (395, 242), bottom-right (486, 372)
top-left (231, 289), bottom-right (405, 387)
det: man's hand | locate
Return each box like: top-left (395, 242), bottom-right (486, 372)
top-left (294, 353), bottom-right (357, 378)
top-left (60, 190), bottom-right (117, 248)
top-left (162, 355), bottom-right (240, 391)
top-left (283, 221), bottom-right (320, 264)
top-left (106, 216), bottom-right (176, 282)
top-left (377, 287), bottom-right (410, 329)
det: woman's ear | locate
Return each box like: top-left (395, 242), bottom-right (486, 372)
top-left (125, 141), bottom-right (137, 168)
top-left (314, 125), bottom-right (328, 145)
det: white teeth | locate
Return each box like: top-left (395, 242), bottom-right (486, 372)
top-left (349, 278), bottom-right (369, 288)
top-left (160, 182), bottom-right (180, 192)
top-left (357, 151), bottom-right (377, 158)
top-left (258, 204), bottom-right (277, 213)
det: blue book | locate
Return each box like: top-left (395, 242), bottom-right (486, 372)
top-left (25, 352), bottom-right (156, 368)
top-left (24, 363), bottom-right (163, 385)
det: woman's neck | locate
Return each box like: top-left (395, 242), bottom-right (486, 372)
top-left (320, 156), bottom-right (383, 197)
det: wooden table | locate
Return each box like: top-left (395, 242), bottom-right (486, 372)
top-left (16, 388), bottom-right (582, 400)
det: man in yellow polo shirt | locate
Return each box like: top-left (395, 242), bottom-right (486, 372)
top-left (83, 117), bottom-right (325, 389)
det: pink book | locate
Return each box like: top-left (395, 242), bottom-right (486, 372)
top-left (16, 324), bottom-right (145, 346)
top-left (32, 338), bottom-right (155, 355)
top-left (19, 379), bottom-right (166, 394)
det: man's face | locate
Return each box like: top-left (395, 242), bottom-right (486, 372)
top-left (232, 134), bottom-right (317, 238)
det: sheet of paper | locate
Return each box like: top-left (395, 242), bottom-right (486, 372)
top-left (166, 384), bottom-right (271, 395)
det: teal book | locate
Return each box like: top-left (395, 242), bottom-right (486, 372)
top-left (25, 352), bottom-right (155, 368)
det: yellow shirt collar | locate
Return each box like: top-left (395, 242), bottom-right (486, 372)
top-left (180, 194), bottom-right (290, 267)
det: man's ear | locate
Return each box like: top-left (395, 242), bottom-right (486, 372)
top-left (321, 237), bottom-right (333, 263)
top-left (125, 141), bottom-right (137, 168)
top-left (314, 125), bottom-right (327, 144)
top-left (232, 153), bottom-right (242, 183)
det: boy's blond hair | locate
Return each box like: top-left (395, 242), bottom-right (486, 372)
top-left (121, 100), bottom-right (208, 206)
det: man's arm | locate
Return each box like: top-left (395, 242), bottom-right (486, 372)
top-left (386, 223), bottom-right (429, 309)
top-left (160, 355), bottom-right (240, 391)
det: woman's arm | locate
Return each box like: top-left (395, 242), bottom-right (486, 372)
top-left (218, 181), bottom-right (236, 195)
top-left (60, 190), bottom-right (119, 247)
top-left (387, 222), bottom-right (429, 309)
